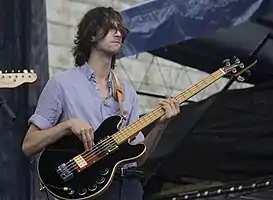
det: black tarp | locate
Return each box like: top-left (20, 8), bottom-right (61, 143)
top-left (0, 0), bottom-right (49, 199)
top-left (119, 0), bottom-right (273, 85)
top-left (141, 80), bottom-right (273, 197)
top-left (120, 0), bottom-right (273, 58)
top-left (150, 20), bottom-right (273, 85)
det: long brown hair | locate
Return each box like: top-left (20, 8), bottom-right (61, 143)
top-left (72, 7), bottom-right (129, 69)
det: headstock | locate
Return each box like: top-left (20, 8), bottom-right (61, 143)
top-left (0, 69), bottom-right (37, 88)
top-left (221, 56), bottom-right (257, 82)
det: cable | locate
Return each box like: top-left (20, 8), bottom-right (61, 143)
top-left (45, 189), bottom-right (50, 200)
top-left (39, 182), bottom-right (50, 200)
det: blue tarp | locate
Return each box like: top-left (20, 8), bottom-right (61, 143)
top-left (120, 0), bottom-right (273, 57)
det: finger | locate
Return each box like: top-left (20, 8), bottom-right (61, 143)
top-left (167, 97), bottom-right (180, 114)
top-left (88, 126), bottom-right (94, 145)
top-left (80, 128), bottom-right (89, 151)
top-left (162, 98), bottom-right (176, 114)
top-left (175, 104), bottom-right (180, 115)
top-left (82, 134), bottom-right (89, 151)
top-left (172, 98), bottom-right (180, 114)
top-left (168, 98), bottom-right (177, 111)
top-left (160, 99), bottom-right (173, 107)
top-left (85, 128), bottom-right (93, 150)
top-left (160, 102), bottom-right (173, 117)
top-left (176, 102), bottom-right (180, 113)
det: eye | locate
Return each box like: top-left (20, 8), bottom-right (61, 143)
top-left (110, 25), bottom-right (118, 31)
top-left (116, 25), bottom-right (129, 38)
top-left (109, 23), bottom-right (129, 40)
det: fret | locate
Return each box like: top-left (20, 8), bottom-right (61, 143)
top-left (112, 69), bottom-right (226, 145)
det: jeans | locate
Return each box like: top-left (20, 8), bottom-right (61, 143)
top-left (96, 178), bottom-right (143, 200)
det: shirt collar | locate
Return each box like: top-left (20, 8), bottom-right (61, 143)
top-left (80, 62), bottom-right (113, 87)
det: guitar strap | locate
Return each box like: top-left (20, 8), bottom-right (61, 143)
top-left (111, 71), bottom-right (126, 119)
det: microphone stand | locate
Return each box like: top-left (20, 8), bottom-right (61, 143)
top-left (0, 97), bottom-right (16, 121)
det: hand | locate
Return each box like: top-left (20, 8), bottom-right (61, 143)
top-left (158, 95), bottom-right (180, 124)
top-left (66, 119), bottom-right (93, 151)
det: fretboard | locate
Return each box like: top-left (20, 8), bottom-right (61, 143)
top-left (112, 68), bottom-right (226, 145)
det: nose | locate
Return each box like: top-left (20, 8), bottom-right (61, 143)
top-left (113, 27), bottom-right (121, 37)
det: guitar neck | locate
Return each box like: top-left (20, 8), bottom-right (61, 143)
top-left (112, 68), bottom-right (226, 145)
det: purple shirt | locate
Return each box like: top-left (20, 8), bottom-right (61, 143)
top-left (29, 63), bottom-right (144, 147)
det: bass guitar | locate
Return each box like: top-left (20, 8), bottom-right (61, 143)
top-left (37, 57), bottom-right (257, 200)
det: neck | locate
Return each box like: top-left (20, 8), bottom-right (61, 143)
top-left (87, 50), bottom-right (113, 81)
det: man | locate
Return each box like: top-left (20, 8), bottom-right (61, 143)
top-left (22, 6), bottom-right (180, 200)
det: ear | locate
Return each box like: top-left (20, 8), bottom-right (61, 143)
top-left (91, 36), bottom-right (96, 42)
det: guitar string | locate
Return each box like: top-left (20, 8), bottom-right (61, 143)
top-left (62, 104), bottom-right (166, 171)
top-left (65, 109), bottom-right (164, 173)
top-left (62, 109), bottom-right (160, 172)
top-left (63, 70), bottom-right (224, 172)
top-left (72, 63), bottom-right (254, 169)
top-left (62, 70), bottom-right (225, 173)
top-left (63, 139), bottom-right (118, 171)
top-left (62, 113), bottom-right (154, 171)
top-left (63, 70), bottom-right (225, 173)
top-left (63, 109), bottom-right (162, 172)
top-left (63, 102), bottom-right (172, 172)
top-left (78, 69), bottom-right (224, 161)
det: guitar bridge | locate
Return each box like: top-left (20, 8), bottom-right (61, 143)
top-left (56, 163), bottom-right (74, 181)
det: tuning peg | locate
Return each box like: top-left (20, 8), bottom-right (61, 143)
top-left (235, 58), bottom-right (240, 64)
top-left (222, 59), bottom-right (231, 67)
top-left (30, 69), bottom-right (34, 73)
top-left (11, 70), bottom-right (14, 73)
top-left (222, 58), bottom-right (230, 63)
top-left (237, 75), bottom-right (245, 82)
top-left (232, 68), bottom-right (237, 73)
top-left (23, 69), bottom-right (28, 73)
top-left (5, 70), bottom-right (7, 73)
top-left (239, 63), bottom-right (244, 68)
top-left (0, 71), bottom-right (2, 74)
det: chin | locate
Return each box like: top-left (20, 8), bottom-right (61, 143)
top-left (106, 48), bottom-right (121, 55)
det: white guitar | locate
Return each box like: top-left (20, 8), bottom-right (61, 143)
top-left (0, 69), bottom-right (37, 88)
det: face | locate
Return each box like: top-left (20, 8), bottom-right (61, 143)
top-left (96, 26), bottom-right (123, 55)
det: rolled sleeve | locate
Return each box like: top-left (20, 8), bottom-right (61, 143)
top-left (28, 77), bottom-right (63, 130)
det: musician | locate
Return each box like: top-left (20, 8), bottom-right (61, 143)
top-left (22, 6), bottom-right (180, 200)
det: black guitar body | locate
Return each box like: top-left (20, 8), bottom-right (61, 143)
top-left (37, 116), bottom-right (146, 200)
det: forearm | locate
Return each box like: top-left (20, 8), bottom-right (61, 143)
top-left (22, 121), bottom-right (71, 157)
top-left (138, 121), bottom-right (169, 166)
